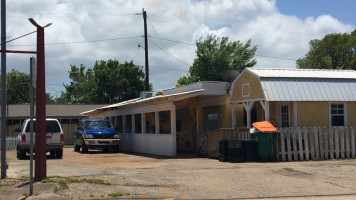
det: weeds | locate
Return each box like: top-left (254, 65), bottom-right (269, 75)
top-left (53, 187), bottom-right (59, 193)
top-left (283, 168), bottom-right (295, 172)
top-left (70, 178), bottom-right (111, 185)
top-left (108, 192), bottom-right (124, 197)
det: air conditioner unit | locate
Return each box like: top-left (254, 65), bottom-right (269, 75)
top-left (140, 91), bottom-right (154, 99)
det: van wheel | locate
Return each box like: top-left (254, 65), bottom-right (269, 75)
top-left (74, 143), bottom-right (80, 152)
top-left (82, 139), bottom-right (88, 153)
top-left (56, 149), bottom-right (63, 159)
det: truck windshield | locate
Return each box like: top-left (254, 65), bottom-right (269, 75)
top-left (83, 121), bottom-right (114, 130)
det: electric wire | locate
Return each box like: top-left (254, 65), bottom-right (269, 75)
top-left (148, 39), bottom-right (191, 67)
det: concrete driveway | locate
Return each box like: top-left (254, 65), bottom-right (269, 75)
top-left (2, 148), bottom-right (356, 199)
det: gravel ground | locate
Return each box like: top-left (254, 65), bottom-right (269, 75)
top-left (1, 148), bottom-right (356, 199)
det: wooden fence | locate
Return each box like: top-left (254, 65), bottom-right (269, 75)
top-left (197, 128), bottom-right (250, 157)
top-left (198, 127), bottom-right (356, 161)
top-left (0, 137), bottom-right (18, 150)
top-left (279, 127), bottom-right (356, 161)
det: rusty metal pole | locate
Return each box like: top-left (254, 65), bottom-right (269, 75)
top-left (29, 18), bottom-right (51, 181)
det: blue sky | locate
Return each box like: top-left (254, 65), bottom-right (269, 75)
top-left (276, 0), bottom-right (356, 27)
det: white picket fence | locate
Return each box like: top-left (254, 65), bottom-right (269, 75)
top-left (0, 137), bottom-right (19, 150)
top-left (279, 127), bottom-right (356, 161)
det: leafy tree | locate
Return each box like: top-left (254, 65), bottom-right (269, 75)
top-left (297, 29), bottom-right (356, 70)
top-left (177, 34), bottom-right (257, 86)
top-left (58, 59), bottom-right (148, 104)
top-left (0, 69), bottom-right (56, 104)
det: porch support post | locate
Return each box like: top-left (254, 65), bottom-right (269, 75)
top-left (293, 101), bottom-right (298, 128)
top-left (259, 100), bottom-right (270, 122)
top-left (171, 104), bottom-right (177, 156)
top-left (196, 102), bottom-right (202, 134)
top-left (231, 103), bottom-right (237, 128)
top-left (243, 101), bottom-right (255, 128)
top-left (155, 111), bottom-right (159, 134)
top-left (114, 116), bottom-right (118, 128)
top-left (122, 115), bottom-right (127, 133)
top-left (131, 114), bottom-right (135, 133)
top-left (141, 113), bottom-right (145, 134)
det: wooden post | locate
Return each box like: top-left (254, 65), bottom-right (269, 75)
top-left (351, 128), bottom-right (355, 158)
top-left (286, 129), bottom-right (292, 161)
top-left (319, 128), bottom-right (325, 160)
top-left (298, 128), bottom-right (304, 161)
top-left (335, 128), bottom-right (339, 159)
top-left (303, 128), bottom-right (310, 161)
top-left (330, 128), bottom-right (334, 159)
top-left (292, 128), bottom-right (298, 161)
top-left (280, 129), bottom-right (286, 161)
top-left (324, 128), bottom-right (329, 159)
top-left (340, 128), bottom-right (345, 159)
top-left (346, 128), bottom-right (350, 158)
top-left (314, 127), bottom-right (320, 160)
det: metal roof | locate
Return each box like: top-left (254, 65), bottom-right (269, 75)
top-left (248, 68), bottom-right (356, 79)
top-left (3, 104), bottom-right (108, 118)
top-left (81, 89), bottom-right (205, 115)
top-left (261, 78), bottom-right (356, 101)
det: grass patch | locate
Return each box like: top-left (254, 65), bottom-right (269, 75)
top-left (0, 183), bottom-right (10, 187)
top-left (58, 180), bottom-right (69, 190)
top-left (89, 194), bottom-right (94, 198)
top-left (64, 145), bottom-right (74, 148)
top-left (22, 193), bottom-right (28, 196)
top-left (341, 158), bottom-right (356, 162)
top-left (70, 178), bottom-right (111, 185)
top-left (53, 187), bottom-right (59, 193)
top-left (108, 192), bottom-right (124, 197)
top-left (283, 168), bottom-right (295, 172)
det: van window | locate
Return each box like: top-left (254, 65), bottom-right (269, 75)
top-left (25, 121), bottom-right (61, 133)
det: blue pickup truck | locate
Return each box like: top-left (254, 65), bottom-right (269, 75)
top-left (73, 118), bottom-right (120, 153)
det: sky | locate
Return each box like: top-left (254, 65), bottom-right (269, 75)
top-left (1, 0), bottom-right (356, 98)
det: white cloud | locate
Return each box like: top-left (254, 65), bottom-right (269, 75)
top-left (2, 0), bottom-right (355, 97)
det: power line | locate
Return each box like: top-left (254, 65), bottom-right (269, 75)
top-left (46, 86), bottom-right (62, 94)
top-left (7, 36), bottom-right (142, 47)
top-left (255, 54), bottom-right (297, 61)
top-left (150, 65), bottom-right (187, 73)
top-left (149, 36), bottom-right (196, 46)
top-left (147, 17), bottom-right (159, 37)
top-left (148, 39), bottom-right (191, 67)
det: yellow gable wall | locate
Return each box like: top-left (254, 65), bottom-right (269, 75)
top-left (231, 71), bottom-right (264, 102)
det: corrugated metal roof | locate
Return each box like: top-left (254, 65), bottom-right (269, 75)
top-left (261, 78), bottom-right (356, 101)
top-left (81, 89), bottom-right (205, 115)
top-left (3, 104), bottom-right (108, 118)
top-left (248, 68), bottom-right (356, 79)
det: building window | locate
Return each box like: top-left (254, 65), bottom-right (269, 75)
top-left (145, 112), bottom-right (156, 134)
top-left (330, 103), bottom-right (345, 127)
top-left (204, 106), bottom-right (222, 132)
top-left (281, 105), bottom-right (289, 127)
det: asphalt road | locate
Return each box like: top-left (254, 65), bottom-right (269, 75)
top-left (1, 148), bottom-right (356, 199)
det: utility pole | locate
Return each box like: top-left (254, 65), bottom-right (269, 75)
top-left (142, 8), bottom-right (149, 91)
top-left (1, 0), bottom-right (7, 179)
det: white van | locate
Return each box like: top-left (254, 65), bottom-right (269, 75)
top-left (16, 118), bottom-right (64, 159)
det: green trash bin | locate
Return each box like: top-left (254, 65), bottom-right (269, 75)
top-left (251, 132), bottom-right (277, 161)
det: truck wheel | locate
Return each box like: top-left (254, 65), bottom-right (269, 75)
top-left (82, 139), bottom-right (88, 153)
top-left (56, 149), bottom-right (63, 159)
top-left (114, 145), bottom-right (120, 153)
top-left (17, 148), bottom-right (26, 160)
top-left (74, 143), bottom-right (80, 152)
top-left (50, 150), bottom-right (56, 158)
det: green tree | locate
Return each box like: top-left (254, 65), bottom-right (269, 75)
top-left (58, 59), bottom-right (147, 104)
top-left (297, 29), bottom-right (356, 70)
top-left (0, 69), bottom-right (56, 104)
top-left (177, 34), bottom-right (257, 86)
